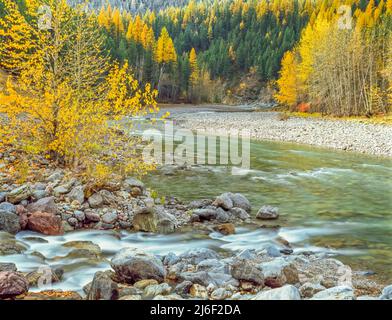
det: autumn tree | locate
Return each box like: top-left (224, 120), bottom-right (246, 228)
top-left (0, 0), bottom-right (158, 177)
top-left (0, 0), bottom-right (35, 73)
top-left (155, 27), bottom-right (177, 94)
top-left (275, 50), bottom-right (298, 108)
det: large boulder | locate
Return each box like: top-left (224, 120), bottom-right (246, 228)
top-left (230, 193), bottom-right (252, 213)
top-left (0, 271), bottom-right (29, 298)
top-left (132, 206), bottom-right (178, 234)
top-left (0, 202), bottom-right (16, 213)
top-left (0, 210), bottom-right (21, 234)
top-left (67, 186), bottom-right (85, 204)
top-left (253, 285), bottom-right (301, 300)
top-left (259, 259), bottom-right (299, 288)
top-left (26, 197), bottom-right (57, 214)
top-left (7, 185), bottom-right (32, 204)
top-left (178, 248), bottom-right (220, 265)
top-left (111, 248), bottom-right (166, 284)
top-left (213, 193), bottom-right (234, 210)
top-left (123, 178), bottom-right (145, 193)
top-left (231, 258), bottom-right (264, 285)
top-left (87, 271), bottom-right (119, 300)
top-left (256, 206), bottom-right (279, 220)
top-left (27, 212), bottom-right (63, 235)
top-left (88, 193), bottom-right (104, 209)
top-left (310, 286), bottom-right (355, 300)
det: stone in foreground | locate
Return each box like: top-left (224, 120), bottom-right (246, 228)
top-left (253, 285), bottom-right (301, 300)
top-left (0, 271), bottom-right (29, 298)
top-left (111, 248), bottom-right (166, 284)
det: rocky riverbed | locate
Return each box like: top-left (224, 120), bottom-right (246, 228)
top-left (0, 150), bottom-right (391, 300)
top-left (174, 111), bottom-right (392, 157)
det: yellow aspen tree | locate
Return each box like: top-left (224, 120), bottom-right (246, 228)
top-left (189, 48), bottom-right (199, 86)
top-left (0, 1), bottom-right (158, 177)
top-left (275, 50), bottom-right (299, 107)
top-left (0, 0), bottom-right (35, 73)
top-left (387, 0), bottom-right (392, 14)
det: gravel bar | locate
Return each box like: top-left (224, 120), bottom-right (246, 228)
top-left (174, 111), bottom-right (392, 158)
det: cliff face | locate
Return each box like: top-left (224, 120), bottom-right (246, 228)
top-left (67, 0), bottom-right (195, 13)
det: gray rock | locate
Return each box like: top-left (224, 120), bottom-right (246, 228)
top-left (228, 207), bottom-right (250, 220)
top-left (265, 245), bottom-right (282, 257)
top-left (46, 171), bottom-right (64, 182)
top-left (0, 210), bottom-right (21, 234)
top-left (144, 283), bottom-right (171, 298)
top-left (0, 239), bottom-right (28, 255)
top-left (216, 207), bottom-right (230, 222)
top-left (7, 185), bottom-right (32, 204)
top-left (163, 252), bottom-right (180, 266)
top-left (88, 193), bottom-right (104, 209)
top-left (380, 285), bottom-right (392, 300)
top-left (32, 189), bottom-right (48, 200)
top-left (211, 288), bottom-right (232, 300)
top-left (87, 271), bottom-right (119, 300)
top-left (213, 193), bottom-right (233, 210)
top-left (253, 285), bottom-right (301, 300)
top-left (310, 286), bottom-right (355, 300)
top-left (102, 212), bottom-right (117, 224)
top-left (53, 181), bottom-right (74, 196)
top-left (179, 248), bottom-right (220, 265)
top-left (99, 190), bottom-right (116, 205)
top-left (259, 259), bottom-right (299, 288)
top-left (235, 249), bottom-right (257, 260)
top-left (174, 281), bottom-right (193, 295)
top-left (188, 199), bottom-right (212, 209)
top-left (111, 248), bottom-right (166, 284)
top-left (27, 197), bottom-right (57, 214)
top-left (74, 210), bottom-right (85, 222)
top-left (67, 186), bottom-right (85, 204)
top-left (0, 263), bottom-right (17, 272)
top-left (67, 217), bottom-right (79, 227)
top-left (0, 192), bottom-right (6, 203)
top-left (0, 202), bottom-right (16, 213)
top-left (123, 178), bottom-right (145, 192)
top-left (299, 282), bottom-right (326, 298)
top-left (230, 193), bottom-right (252, 213)
top-left (0, 271), bottom-right (29, 298)
top-left (193, 208), bottom-right (217, 221)
top-left (85, 210), bottom-right (101, 222)
top-left (256, 206), bottom-right (279, 220)
top-left (156, 209), bottom-right (178, 234)
top-left (231, 258), bottom-right (264, 285)
top-left (178, 271), bottom-right (237, 287)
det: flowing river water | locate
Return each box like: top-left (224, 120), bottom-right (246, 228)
top-left (1, 108), bottom-right (391, 294)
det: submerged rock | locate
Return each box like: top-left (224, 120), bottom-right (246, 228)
top-left (0, 239), bottom-right (27, 255)
top-left (111, 248), bottom-right (166, 284)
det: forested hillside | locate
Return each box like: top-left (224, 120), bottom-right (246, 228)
top-left (1, 0), bottom-right (391, 114)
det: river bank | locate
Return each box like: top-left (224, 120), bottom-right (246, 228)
top-left (0, 151), bottom-right (391, 300)
top-left (172, 109), bottom-right (392, 158)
